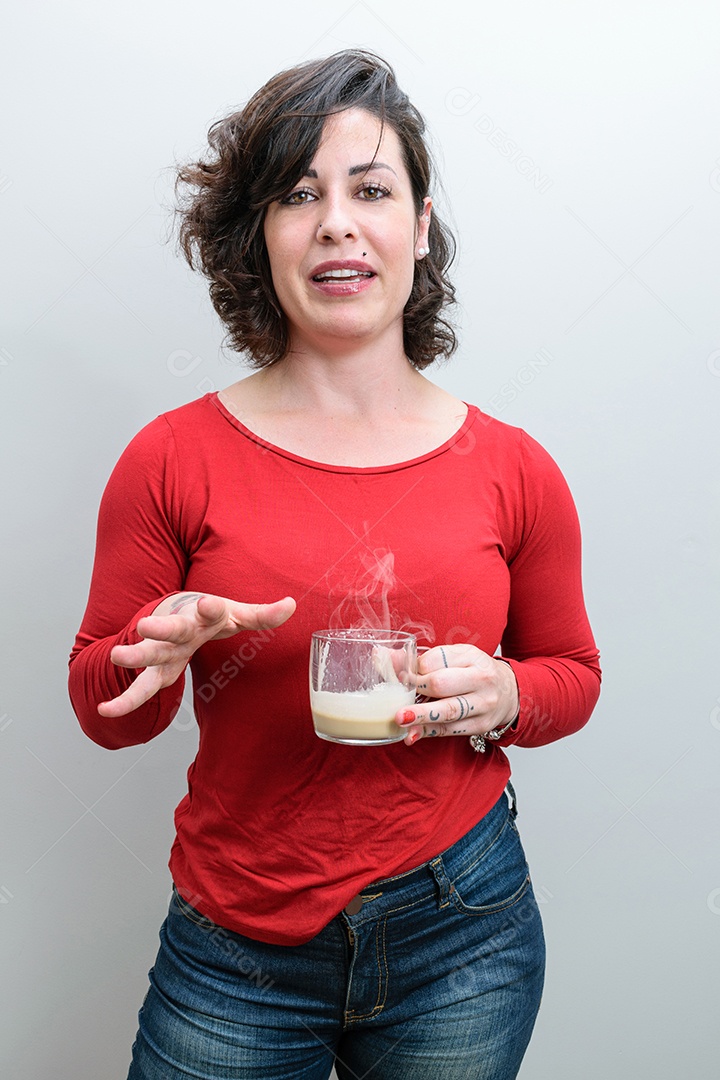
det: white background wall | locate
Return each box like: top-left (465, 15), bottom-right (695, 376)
top-left (2, 2), bottom-right (718, 1077)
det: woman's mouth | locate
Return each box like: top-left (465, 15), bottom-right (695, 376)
top-left (312, 268), bottom-right (374, 283)
top-left (309, 261), bottom-right (376, 295)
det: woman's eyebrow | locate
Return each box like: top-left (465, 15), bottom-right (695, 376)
top-left (348, 162), bottom-right (398, 178)
top-left (303, 162), bottom-right (398, 179)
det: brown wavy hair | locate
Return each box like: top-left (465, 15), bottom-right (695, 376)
top-left (176, 50), bottom-right (457, 369)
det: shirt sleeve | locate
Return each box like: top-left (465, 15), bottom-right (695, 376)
top-left (497, 430), bottom-right (601, 747)
top-left (68, 417), bottom-right (189, 749)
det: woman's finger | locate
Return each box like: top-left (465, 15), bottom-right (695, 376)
top-left (397, 693), bottom-right (482, 729)
top-left (417, 645), bottom-right (498, 699)
top-left (128, 617), bottom-right (199, 651)
top-left (418, 643), bottom-right (482, 675)
top-left (221, 596), bottom-right (297, 636)
top-left (403, 717), bottom-right (482, 745)
top-left (97, 666), bottom-right (168, 718)
top-left (110, 632), bottom-right (197, 668)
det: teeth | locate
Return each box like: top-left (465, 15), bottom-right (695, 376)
top-left (314, 268), bottom-right (372, 281)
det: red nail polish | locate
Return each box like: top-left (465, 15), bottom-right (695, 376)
top-left (407, 730), bottom-right (421, 745)
top-left (400, 709), bottom-right (416, 725)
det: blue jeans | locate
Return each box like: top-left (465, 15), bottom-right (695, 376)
top-left (127, 787), bottom-right (545, 1079)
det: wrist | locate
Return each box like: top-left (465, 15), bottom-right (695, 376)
top-left (152, 592), bottom-right (203, 617)
top-left (469, 659), bottom-right (519, 754)
top-left (496, 656), bottom-right (519, 728)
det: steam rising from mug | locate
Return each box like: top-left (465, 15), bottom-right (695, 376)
top-left (327, 548), bottom-right (435, 642)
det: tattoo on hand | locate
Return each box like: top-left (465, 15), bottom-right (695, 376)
top-left (429, 709), bottom-right (440, 722)
top-left (169, 593), bottom-right (202, 614)
top-left (456, 696), bottom-right (471, 721)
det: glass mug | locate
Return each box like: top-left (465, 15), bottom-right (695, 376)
top-left (309, 629), bottom-right (417, 745)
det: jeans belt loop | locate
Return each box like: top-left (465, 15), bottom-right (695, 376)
top-left (428, 856), bottom-right (453, 909)
top-left (505, 781), bottom-right (518, 819)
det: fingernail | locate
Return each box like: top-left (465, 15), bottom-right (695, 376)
top-left (407, 730), bottom-right (421, 745)
top-left (399, 709), bottom-right (416, 726)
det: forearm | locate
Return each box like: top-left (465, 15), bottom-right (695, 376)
top-left (499, 653), bottom-right (601, 748)
top-left (496, 430), bottom-right (601, 748)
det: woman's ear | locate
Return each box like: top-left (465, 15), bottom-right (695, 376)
top-left (415, 198), bottom-right (433, 259)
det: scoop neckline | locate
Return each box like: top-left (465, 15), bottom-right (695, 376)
top-left (208, 393), bottom-right (478, 474)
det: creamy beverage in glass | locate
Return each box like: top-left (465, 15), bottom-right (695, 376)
top-left (309, 629), bottom-right (417, 745)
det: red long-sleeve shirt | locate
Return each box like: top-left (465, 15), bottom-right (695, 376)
top-left (69, 394), bottom-right (600, 944)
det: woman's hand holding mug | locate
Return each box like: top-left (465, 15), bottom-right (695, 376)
top-left (397, 643), bottom-right (519, 746)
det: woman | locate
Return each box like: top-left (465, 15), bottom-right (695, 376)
top-left (69, 50), bottom-right (600, 1080)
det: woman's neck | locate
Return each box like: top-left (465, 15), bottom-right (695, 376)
top-left (219, 374), bottom-right (466, 470)
top-left (217, 338), bottom-right (467, 468)
top-left (249, 346), bottom-right (426, 419)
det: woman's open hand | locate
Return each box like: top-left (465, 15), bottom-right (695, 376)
top-left (396, 643), bottom-right (519, 746)
top-left (97, 593), bottom-right (296, 718)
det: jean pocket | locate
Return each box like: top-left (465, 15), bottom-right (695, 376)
top-left (171, 886), bottom-right (218, 930)
top-left (446, 814), bottom-right (531, 917)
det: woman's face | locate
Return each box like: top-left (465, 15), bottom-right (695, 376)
top-left (263, 108), bottom-right (431, 357)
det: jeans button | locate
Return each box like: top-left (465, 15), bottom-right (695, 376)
top-left (344, 894), bottom-right (363, 915)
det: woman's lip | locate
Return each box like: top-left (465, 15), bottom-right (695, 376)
top-left (309, 259), bottom-right (375, 279)
top-left (309, 275), bottom-right (375, 296)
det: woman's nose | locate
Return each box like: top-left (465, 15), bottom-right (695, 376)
top-left (315, 196), bottom-right (359, 243)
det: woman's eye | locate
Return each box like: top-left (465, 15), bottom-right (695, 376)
top-left (357, 183), bottom-right (391, 201)
top-left (281, 188), bottom-right (315, 205)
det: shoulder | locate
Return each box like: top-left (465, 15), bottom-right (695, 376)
top-left (143, 392), bottom-right (220, 440)
top-left (464, 405), bottom-right (563, 476)
top-left (102, 395), bottom-right (223, 498)
top-left (116, 394), bottom-right (221, 458)
top-left (462, 407), bottom-right (579, 541)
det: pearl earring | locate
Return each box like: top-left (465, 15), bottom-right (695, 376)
top-left (417, 247), bottom-right (430, 258)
